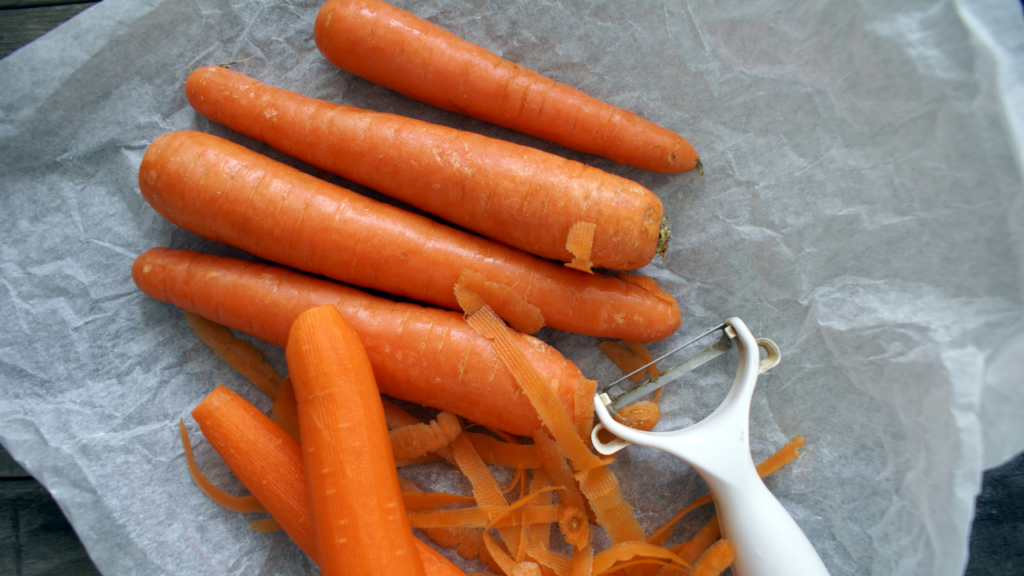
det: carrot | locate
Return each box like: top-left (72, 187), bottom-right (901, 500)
top-left (313, 0), bottom-right (699, 174)
top-left (133, 247), bottom-right (584, 436)
top-left (139, 130), bottom-right (680, 343)
top-left (184, 65), bottom-right (666, 270)
top-left (178, 419), bottom-right (266, 513)
top-left (285, 305), bottom-right (426, 576)
top-left (190, 385), bottom-right (467, 576)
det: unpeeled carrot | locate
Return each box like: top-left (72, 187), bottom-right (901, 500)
top-left (139, 130), bottom-right (680, 343)
top-left (133, 248), bottom-right (584, 436)
top-left (286, 305), bottom-right (426, 576)
top-left (190, 385), bottom-right (467, 576)
top-left (313, 0), bottom-right (699, 174)
top-left (185, 65), bottom-right (665, 270)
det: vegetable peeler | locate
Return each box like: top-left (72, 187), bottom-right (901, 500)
top-left (591, 318), bottom-right (830, 576)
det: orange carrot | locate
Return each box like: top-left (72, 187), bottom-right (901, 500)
top-left (285, 305), bottom-right (426, 576)
top-left (184, 65), bottom-right (665, 271)
top-left (139, 130), bottom-right (680, 342)
top-left (313, 0), bottom-right (699, 174)
top-left (190, 385), bottom-right (467, 576)
top-left (179, 419), bottom-right (266, 513)
top-left (133, 248), bottom-right (584, 436)
top-left (191, 386), bottom-right (314, 557)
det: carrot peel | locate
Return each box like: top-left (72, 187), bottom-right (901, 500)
top-left (690, 539), bottom-right (734, 576)
top-left (455, 285), bottom-right (607, 471)
top-left (564, 222), bottom-right (597, 274)
top-left (183, 311), bottom-right (283, 399)
top-left (456, 269), bottom-right (545, 334)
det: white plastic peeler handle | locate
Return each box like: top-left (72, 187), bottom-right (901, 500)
top-left (592, 318), bottom-right (830, 576)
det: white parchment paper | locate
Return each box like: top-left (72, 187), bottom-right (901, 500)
top-left (1, 0), bottom-right (1022, 575)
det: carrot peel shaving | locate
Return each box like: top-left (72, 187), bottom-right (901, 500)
top-left (390, 411), bottom-right (463, 460)
top-left (450, 432), bottom-right (523, 557)
top-left (599, 341), bottom-right (648, 382)
top-left (249, 518), bottom-right (282, 533)
top-left (574, 465), bottom-right (645, 545)
top-left (591, 542), bottom-right (691, 575)
top-left (690, 539), bottom-right (734, 576)
top-left (651, 435), bottom-right (807, 547)
top-left (569, 542), bottom-right (594, 576)
top-left (455, 285), bottom-right (608, 471)
top-left (513, 561), bottom-right (544, 576)
top-left (564, 222), bottom-right (597, 274)
top-left (183, 311), bottom-right (283, 399)
top-left (457, 269), bottom-right (545, 334)
top-left (558, 506), bottom-right (589, 548)
top-left (529, 548), bottom-right (572, 576)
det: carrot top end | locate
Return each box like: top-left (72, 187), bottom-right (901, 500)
top-left (657, 220), bottom-right (671, 258)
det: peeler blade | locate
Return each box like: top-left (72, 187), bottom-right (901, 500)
top-left (602, 323), bottom-right (733, 409)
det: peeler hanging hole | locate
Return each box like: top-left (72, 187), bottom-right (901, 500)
top-left (756, 338), bottom-right (780, 373)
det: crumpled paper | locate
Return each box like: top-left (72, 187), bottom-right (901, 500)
top-left (1, 0), bottom-right (1022, 574)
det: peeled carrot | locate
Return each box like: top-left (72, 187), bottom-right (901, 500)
top-left (313, 0), bottom-right (699, 174)
top-left (132, 247), bottom-right (584, 436)
top-left (286, 305), bottom-right (426, 576)
top-left (139, 130), bottom-right (680, 343)
top-left (184, 65), bottom-right (665, 270)
top-left (179, 419), bottom-right (266, 513)
top-left (190, 385), bottom-right (467, 576)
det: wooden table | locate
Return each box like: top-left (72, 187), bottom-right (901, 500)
top-left (1, 1), bottom-right (1022, 574)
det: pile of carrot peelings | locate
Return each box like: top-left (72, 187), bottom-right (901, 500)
top-left (180, 308), bottom-right (808, 576)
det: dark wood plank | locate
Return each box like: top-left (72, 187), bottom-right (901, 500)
top-left (966, 450), bottom-right (1024, 575)
top-left (0, 479), bottom-right (101, 575)
top-left (0, 0), bottom-right (94, 9)
top-left (0, 448), bottom-right (28, 479)
top-left (0, 3), bottom-right (96, 60)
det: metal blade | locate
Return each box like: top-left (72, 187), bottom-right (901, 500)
top-left (605, 330), bottom-right (733, 409)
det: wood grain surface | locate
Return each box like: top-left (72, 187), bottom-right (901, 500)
top-left (0, 2), bottom-right (96, 60)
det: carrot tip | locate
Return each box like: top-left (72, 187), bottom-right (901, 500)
top-left (696, 158), bottom-right (704, 178)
